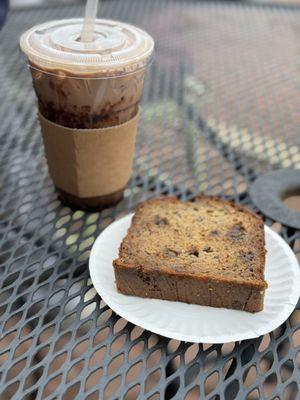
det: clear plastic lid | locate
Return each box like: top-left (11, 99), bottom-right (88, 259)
top-left (20, 18), bottom-right (154, 76)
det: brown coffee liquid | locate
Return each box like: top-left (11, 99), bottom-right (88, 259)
top-left (30, 64), bottom-right (144, 129)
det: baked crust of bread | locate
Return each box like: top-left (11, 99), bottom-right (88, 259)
top-left (113, 196), bottom-right (267, 312)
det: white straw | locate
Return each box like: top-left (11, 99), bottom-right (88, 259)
top-left (81, 0), bottom-right (99, 42)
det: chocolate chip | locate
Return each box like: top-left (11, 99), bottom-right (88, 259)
top-left (203, 246), bottom-right (213, 253)
top-left (154, 215), bottom-right (169, 226)
top-left (226, 223), bottom-right (246, 240)
top-left (188, 247), bottom-right (199, 257)
top-left (137, 269), bottom-right (151, 284)
top-left (210, 230), bottom-right (219, 236)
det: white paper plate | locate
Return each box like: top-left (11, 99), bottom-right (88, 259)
top-left (89, 214), bottom-right (300, 343)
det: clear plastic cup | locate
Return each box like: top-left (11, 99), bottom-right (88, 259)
top-left (20, 18), bottom-right (154, 209)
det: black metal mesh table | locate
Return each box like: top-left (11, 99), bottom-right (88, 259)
top-left (0, 1), bottom-right (299, 399)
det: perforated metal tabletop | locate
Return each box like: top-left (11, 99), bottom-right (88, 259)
top-left (0, 1), bottom-right (299, 399)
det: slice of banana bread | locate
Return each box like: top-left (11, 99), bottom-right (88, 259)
top-left (113, 196), bottom-right (267, 312)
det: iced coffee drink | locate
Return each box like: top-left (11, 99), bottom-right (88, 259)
top-left (20, 19), bottom-right (154, 209)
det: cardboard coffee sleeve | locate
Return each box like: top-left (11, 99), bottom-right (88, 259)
top-left (39, 111), bottom-right (139, 198)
